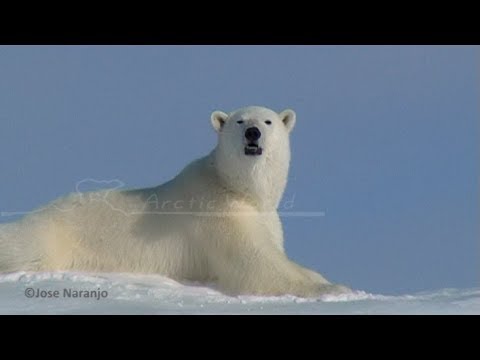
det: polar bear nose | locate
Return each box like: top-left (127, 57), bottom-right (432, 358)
top-left (245, 127), bottom-right (261, 142)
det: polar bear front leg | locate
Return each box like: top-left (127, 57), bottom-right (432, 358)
top-left (207, 232), bottom-right (340, 297)
top-left (216, 252), bottom-right (336, 297)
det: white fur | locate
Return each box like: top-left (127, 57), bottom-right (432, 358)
top-left (0, 106), bottom-right (348, 297)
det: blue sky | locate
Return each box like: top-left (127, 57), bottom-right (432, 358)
top-left (0, 46), bottom-right (477, 294)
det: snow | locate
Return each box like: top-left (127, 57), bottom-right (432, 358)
top-left (0, 271), bottom-right (478, 314)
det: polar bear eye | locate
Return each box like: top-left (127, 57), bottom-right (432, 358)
top-left (237, 120), bottom-right (244, 124)
top-left (265, 120), bottom-right (272, 125)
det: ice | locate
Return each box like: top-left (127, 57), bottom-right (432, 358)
top-left (0, 271), bottom-right (478, 314)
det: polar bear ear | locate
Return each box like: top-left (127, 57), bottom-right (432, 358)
top-left (279, 109), bottom-right (296, 133)
top-left (211, 111), bottom-right (229, 132)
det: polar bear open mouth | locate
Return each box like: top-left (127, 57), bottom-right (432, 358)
top-left (245, 143), bottom-right (263, 156)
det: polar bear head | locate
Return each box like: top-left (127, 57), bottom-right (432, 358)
top-left (211, 106), bottom-right (296, 158)
top-left (210, 106), bottom-right (296, 208)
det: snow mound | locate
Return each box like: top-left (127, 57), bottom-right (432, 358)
top-left (0, 272), bottom-right (478, 314)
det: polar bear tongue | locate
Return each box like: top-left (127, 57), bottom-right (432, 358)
top-left (245, 145), bottom-right (263, 156)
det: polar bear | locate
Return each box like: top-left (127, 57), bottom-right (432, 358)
top-left (0, 106), bottom-right (348, 297)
